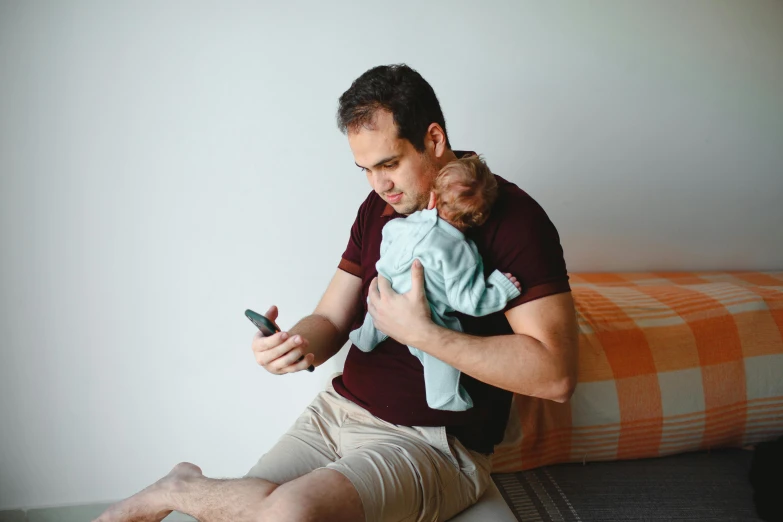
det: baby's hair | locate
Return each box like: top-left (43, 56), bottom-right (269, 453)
top-left (433, 155), bottom-right (497, 231)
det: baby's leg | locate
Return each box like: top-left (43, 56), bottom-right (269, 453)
top-left (348, 313), bottom-right (388, 352)
top-left (413, 347), bottom-right (473, 411)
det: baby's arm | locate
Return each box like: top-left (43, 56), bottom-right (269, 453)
top-left (504, 272), bottom-right (522, 292)
top-left (445, 262), bottom-right (522, 317)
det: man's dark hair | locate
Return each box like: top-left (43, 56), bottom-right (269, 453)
top-left (337, 64), bottom-right (451, 152)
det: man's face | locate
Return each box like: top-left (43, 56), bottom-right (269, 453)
top-left (348, 111), bottom-right (440, 215)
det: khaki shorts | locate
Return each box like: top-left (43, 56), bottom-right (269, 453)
top-left (246, 381), bottom-right (492, 522)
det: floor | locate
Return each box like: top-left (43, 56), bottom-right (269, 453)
top-left (0, 507), bottom-right (195, 522)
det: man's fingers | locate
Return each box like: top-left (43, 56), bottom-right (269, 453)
top-left (271, 343), bottom-right (312, 374)
top-left (250, 314), bottom-right (315, 375)
top-left (253, 330), bottom-right (287, 352)
top-left (254, 333), bottom-right (304, 366)
top-left (410, 259), bottom-right (425, 295)
top-left (268, 342), bottom-right (310, 373)
top-left (281, 353), bottom-right (315, 374)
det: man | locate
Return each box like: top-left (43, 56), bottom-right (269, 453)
top-left (95, 64), bottom-right (578, 522)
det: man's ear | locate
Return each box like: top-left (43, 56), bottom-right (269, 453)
top-left (427, 191), bottom-right (437, 210)
top-left (424, 123), bottom-right (448, 159)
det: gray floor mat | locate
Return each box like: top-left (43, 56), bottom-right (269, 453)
top-left (493, 449), bottom-right (761, 521)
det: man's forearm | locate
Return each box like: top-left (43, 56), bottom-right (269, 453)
top-left (410, 325), bottom-right (576, 402)
top-left (288, 314), bottom-right (348, 367)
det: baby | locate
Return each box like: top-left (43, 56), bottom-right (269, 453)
top-left (348, 155), bottom-right (522, 411)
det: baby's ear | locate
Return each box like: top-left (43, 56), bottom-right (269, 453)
top-left (427, 191), bottom-right (437, 210)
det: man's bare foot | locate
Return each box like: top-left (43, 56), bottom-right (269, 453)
top-left (93, 462), bottom-right (203, 522)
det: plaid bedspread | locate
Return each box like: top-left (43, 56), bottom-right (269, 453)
top-left (492, 271), bottom-right (783, 472)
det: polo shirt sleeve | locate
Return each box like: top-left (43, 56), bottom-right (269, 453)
top-left (495, 200), bottom-right (571, 311)
top-left (338, 201), bottom-right (365, 278)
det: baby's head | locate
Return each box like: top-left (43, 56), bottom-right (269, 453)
top-left (430, 155), bottom-right (497, 232)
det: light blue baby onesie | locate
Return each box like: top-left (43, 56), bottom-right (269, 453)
top-left (348, 208), bottom-right (521, 411)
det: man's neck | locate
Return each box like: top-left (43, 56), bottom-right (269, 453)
top-left (439, 149), bottom-right (459, 169)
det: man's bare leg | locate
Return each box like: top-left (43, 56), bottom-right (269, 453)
top-left (93, 462), bottom-right (276, 522)
top-left (258, 468), bottom-right (364, 521)
top-left (94, 463), bottom-right (363, 522)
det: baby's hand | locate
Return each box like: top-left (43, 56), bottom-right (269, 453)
top-left (504, 273), bottom-right (522, 291)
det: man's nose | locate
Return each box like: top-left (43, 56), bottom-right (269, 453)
top-left (373, 172), bottom-right (393, 193)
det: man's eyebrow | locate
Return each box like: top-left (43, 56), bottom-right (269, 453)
top-left (355, 155), bottom-right (400, 170)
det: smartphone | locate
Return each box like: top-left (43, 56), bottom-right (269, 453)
top-left (245, 309), bottom-right (314, 372)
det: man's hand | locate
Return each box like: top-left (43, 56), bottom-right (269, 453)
top-left (367, 259), bottom-right (433, 346)
top-left (251, 306), bottom-right (315, 375)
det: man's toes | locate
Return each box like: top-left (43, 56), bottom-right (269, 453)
top-left (169, 462), bottom-right (203, 480)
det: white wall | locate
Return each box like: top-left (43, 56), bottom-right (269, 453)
top-left (1, 0), bottom-right (781, 509)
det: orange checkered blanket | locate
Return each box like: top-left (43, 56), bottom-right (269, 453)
top-left (492, 271), bottom-right (783, 472)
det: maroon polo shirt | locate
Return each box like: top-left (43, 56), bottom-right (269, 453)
top-left (333, 153), bottom-right (570, 453)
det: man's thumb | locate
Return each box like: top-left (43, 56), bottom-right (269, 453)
top-left (265, 305), bottom-right (280, 325)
